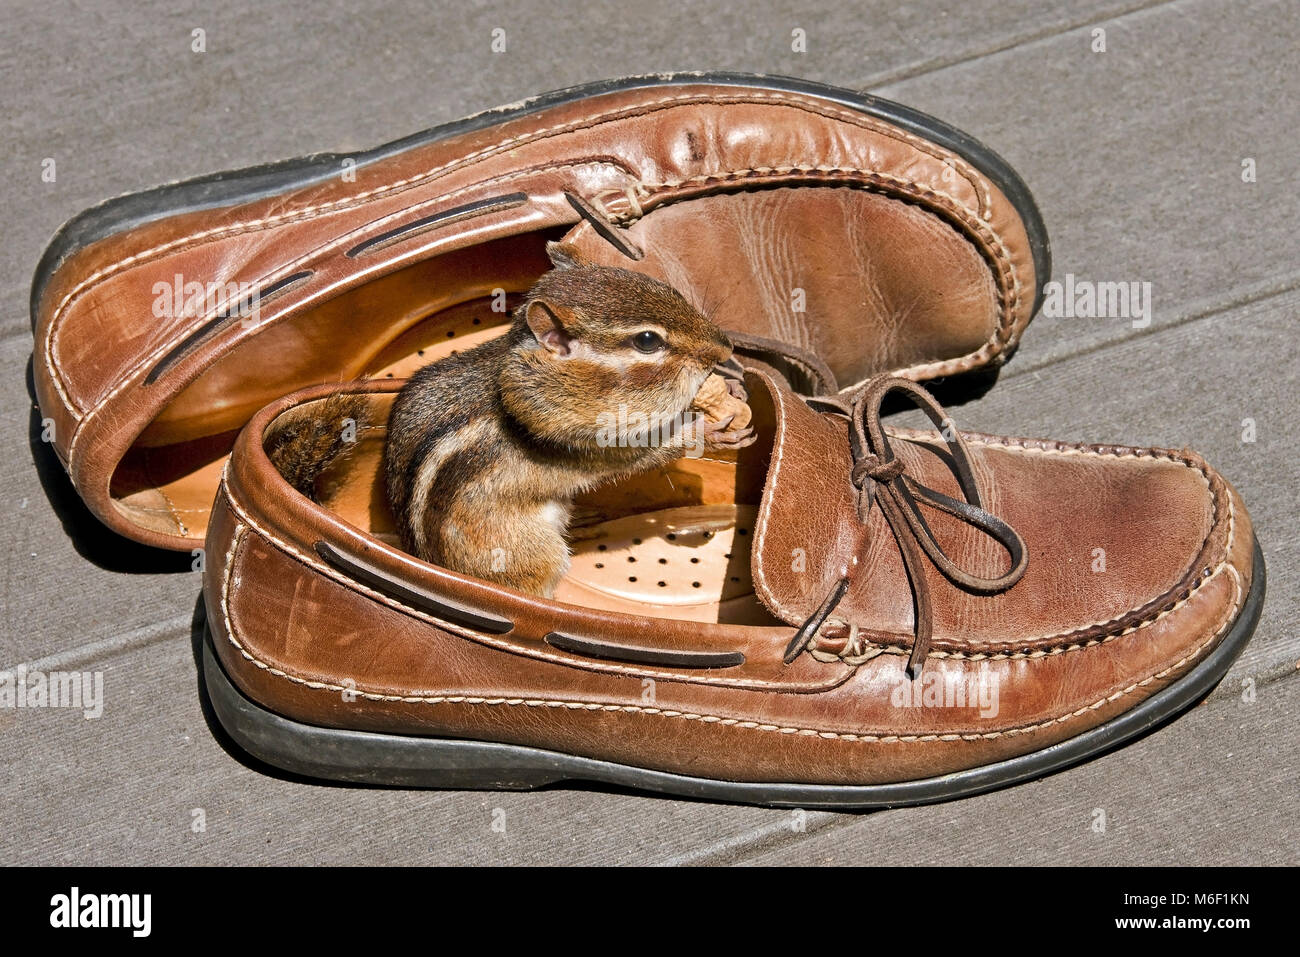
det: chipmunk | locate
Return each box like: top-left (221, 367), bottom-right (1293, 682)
top-left (384, 242), bottom-right (754, 596)
top-left (267, 242), bottom-right (754, 598)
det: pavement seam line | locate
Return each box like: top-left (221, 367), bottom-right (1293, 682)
top-left (864, 0), bottom-right (1184, 90)
top-left (2, 611), bottom-right (193, 674)
top-left (1002, 272), bottom-right (1300, 383)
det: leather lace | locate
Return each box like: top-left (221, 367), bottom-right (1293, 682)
top-left (784, 376), bottom-right (1028, 677)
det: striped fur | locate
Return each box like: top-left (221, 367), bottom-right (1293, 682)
top-left (382, 255), bottom-right (737, 596)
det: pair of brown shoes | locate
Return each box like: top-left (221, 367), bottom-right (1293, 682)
top-left (31, 74), bottom-right (1262, 807)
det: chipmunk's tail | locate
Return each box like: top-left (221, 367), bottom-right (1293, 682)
top-left (264, 391), bottom-right (373, 500)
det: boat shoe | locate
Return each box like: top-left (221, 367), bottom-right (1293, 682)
top-left (200, 368), bottom-right (1262, 807)
top-left (30, 72), bottom-right (1047, 552)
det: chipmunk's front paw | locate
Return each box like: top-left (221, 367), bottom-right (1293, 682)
top-left (690, 373), bottom-right (754, 454)
top-left (700, 413), bottom-right (757, 451)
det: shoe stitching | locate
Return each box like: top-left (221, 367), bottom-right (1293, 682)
top-left (216, 482), bottom-right (850, 692)
top-left (215, 503), bottom-right (1244, 745)
top-left (753, 420), bottom-right (1237, 655)
top-left (889, 432), bottom-right (1234, 652)
top-left (217, 426), bottom-right (1244, 703)
top-left (626, 166), bottom-right (1022, 370)
top-left (44, 90), bottom-right (1007, 422)
top-left (55, 153), bottom-right (1010, 441)
top-left (56, 159), bottom-right (615, 465)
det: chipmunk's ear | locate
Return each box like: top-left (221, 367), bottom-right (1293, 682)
top-left (524, 299), bottom-right (578, 356)
top-left (545, 240), bottom-right (590, 271)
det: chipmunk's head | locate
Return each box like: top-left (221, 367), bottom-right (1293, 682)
top-left (500, 242), bottom-right (734, 448)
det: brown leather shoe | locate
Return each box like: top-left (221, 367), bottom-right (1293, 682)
top-left (200, 369), bottom-right (1262, 806)
top-left (30, 72), bottom-right (1047, 551)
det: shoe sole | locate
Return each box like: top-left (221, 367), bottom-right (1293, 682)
top-left (31, 71), bottom-right (1051, 333)
top-left (201, 538), bottom-right (1264, 809)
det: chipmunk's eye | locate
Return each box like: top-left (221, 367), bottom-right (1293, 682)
top-left (631, 330), bottom-right (665, 353)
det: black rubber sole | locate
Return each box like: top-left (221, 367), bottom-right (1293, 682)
top-left (202, 539), bottom-right (1263, 809)
top-left (31, 71), bottom-right (1051, 332)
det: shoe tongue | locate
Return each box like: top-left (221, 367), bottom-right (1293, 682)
top-left (746, 367), bottom-right (869, 628)
top-left (747, 370), bottom-right (996, 639)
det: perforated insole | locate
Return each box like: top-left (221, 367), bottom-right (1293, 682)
top-left (555, 504), bottom-right (773, 623)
